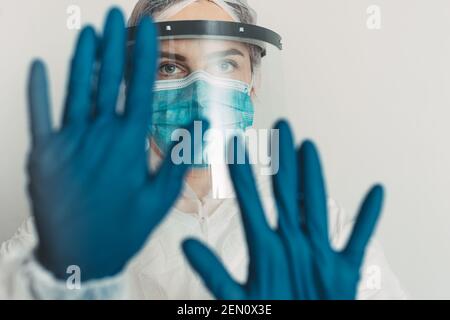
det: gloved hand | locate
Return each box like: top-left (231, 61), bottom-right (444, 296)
top-left (27, 9), bottom-right (196, 281)
top-left (183, 120), bottom-right (384, 300)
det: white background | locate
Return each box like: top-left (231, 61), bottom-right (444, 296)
top-left (1, 0), bottom-right (450, 299)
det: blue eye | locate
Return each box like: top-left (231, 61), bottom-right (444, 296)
top-left (209, 60), bottom-right (238, 75)
top-left (218, 61), bottom-right (236, 73)
top-left (160, 63), bottom-right (180, 75)
top-left (220, 62), bottom-right (233, 72)
top-left (158, 62), bottom-right (190, 80)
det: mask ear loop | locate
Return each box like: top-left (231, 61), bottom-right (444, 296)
top-left (248, 74), bottom-right (255, 96)
top-left (249, 65), bottom-right (263, 97)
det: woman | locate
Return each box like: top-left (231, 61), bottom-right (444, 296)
top-left (1, 0), bottom-right (407, 299)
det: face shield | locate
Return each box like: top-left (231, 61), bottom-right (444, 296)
top-left (127, 19), bottom-right (284, 200)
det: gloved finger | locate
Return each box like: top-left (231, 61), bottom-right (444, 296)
top-left (183, 239), bottom-right (245, 300)
top-left (298, 141), bottom-right (330, 251)
top-left (28, 60), bottom-right (52, 147)
top-left (228, 138), bottom-right (272, 258)
top-left (272, 120), bottom-right (300, 236)
top-left (95, 8), bottom-right (125, 119)
top-left (62, 26), bottom-right (97, 126)
top-left (124, 17), bottom-right (158, 134)
top-left (342, 185), bottom-right (384, 264)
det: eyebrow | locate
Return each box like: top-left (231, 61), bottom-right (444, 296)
top-left (206, 49), bottom-right (245, 60)
top-left (159, 49), bottom-right (245, 62)
top-left (160, 52), bottom-right (187, 61)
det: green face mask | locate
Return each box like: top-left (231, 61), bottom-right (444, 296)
top-left (151, 71), bottom-right (255, 167)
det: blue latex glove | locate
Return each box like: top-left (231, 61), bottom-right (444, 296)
top-left (183, 120), bottom-right (384, 300)
top-left (27, 9), bottom-right (197, 281)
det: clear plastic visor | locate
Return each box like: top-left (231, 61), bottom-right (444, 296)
top-left (146, 34), bottom-right (285, 201)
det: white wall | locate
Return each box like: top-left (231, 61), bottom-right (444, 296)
top-left (1, 0), bottom-right (450, 299)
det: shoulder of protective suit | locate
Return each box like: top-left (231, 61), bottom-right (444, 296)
top-left (0, 250), bottom-right (32, 299)
top-left (0, 217), bottom-right (37, 259)
top-left (0, 250), bottom-right (128, 300)
top-left (0, 219), bottom-right (128, 300)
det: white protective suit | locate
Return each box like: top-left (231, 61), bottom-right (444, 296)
top-left (0, 250), bottom-right (126, 300)
top-left (0, 176), bottom-right (407, 300)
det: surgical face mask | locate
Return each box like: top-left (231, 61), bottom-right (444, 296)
top-left (150, 71), bottom-right (254, 167)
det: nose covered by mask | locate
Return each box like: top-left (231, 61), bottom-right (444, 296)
top-left (151, 71), bottom-right (255, 167)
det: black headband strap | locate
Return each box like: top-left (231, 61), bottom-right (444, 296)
top-left (127, 20), bottom-right (283, 57)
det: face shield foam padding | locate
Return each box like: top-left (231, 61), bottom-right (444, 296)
top-left (151, 0), bottom-right (257, 23)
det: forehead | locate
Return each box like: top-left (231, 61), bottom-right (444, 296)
top-left (160, 39), bottom-right (251, 57)
top-left (161, 1), bottom-right (236, 22)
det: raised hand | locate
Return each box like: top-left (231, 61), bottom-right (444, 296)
top-left (27, 9), bottom-right (193, 281)
top-left (183, 121), bottom-right (383, 300)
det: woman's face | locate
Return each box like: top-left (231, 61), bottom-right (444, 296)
top-left (149, 0), bottom-right (255, 173)
top-left (157, 0), bottom-right (253, 85)
top-left (158, 39), bottom-right (253, 84)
